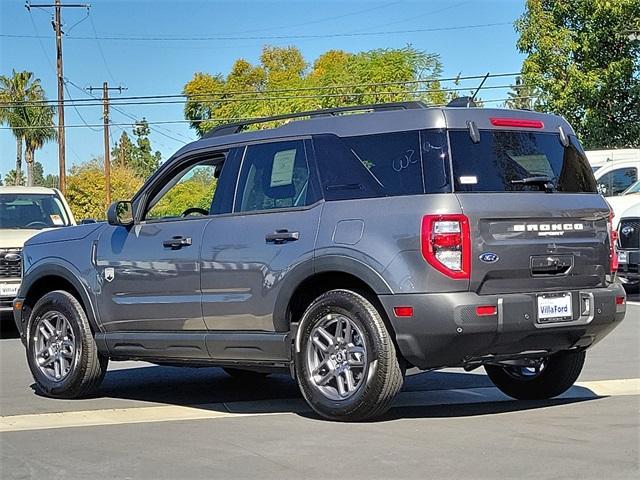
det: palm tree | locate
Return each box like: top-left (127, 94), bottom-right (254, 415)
top-left (23, 104), bottom-right (56, 186)
top-left (0, 70), bottom-right (48, 185)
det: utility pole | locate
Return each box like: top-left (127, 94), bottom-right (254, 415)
top-left (26, 1), bottom-right (90, 195)
top-left (87, 83), bottom-right (124, 208)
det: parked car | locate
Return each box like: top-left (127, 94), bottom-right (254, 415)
top-left (617, 203), bottom-right (640, 291)
top-left (585, 148), bottom-right (640, 173)
top-left (12, 102), bottom-right (627, 421)
top-left (607, 180), bottom-right (640, 229)
top-left (0, 186), bottom-right (75, 314)
top-left (594, 158), bottom-right (640, 197)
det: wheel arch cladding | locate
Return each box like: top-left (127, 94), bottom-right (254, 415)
top-left (22, 266), bottom-right (100, 333)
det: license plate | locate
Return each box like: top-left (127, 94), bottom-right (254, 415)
top-left (0, 283), bottom-right (20, 297)
top-left (537, 292), bottom-right (573, 323)
top-left (618, 251), bottom-right (628, 264)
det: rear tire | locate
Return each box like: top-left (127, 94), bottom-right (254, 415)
top-left (484, 350), bottom-right (586, 400)
top-left (26, 290), bottom-right (108, 398)
top-left (295, 289), bottom-right (403, 422)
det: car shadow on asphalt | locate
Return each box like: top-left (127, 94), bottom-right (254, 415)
top-left (29, 364), bottom-right (602, 421)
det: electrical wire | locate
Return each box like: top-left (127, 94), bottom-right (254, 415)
top-left (88, 14), bottom-right (117, 85)
top-left (0, 72), bottom-right (521, 107)
top-left (0, 83), bottom-right (526, 109)
top-left (0, 96), bottom-right (541, 130)
top-left (65, 79), bottom-right (193, 144)
top-left (2, 21), bottom-right (514, 41)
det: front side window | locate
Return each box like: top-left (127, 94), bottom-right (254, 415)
top-left (597, 168), bottom-right (638, 196)
top-left (449, 130), bottom-right (597, 193)
top-left (145, 160), bottom-right (218, 220)
top-left (235, 140), bottom-right (311, 213)
top-left (0, 194), bottom-right (71, 229)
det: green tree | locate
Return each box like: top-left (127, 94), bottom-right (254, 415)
top-left (66, 157), bottom-right (143, 220)
top-left (4, 169), bottom-right (24, 186)
top-left (184, 45), bottom-right (447, 136)
top-left (0, 70), bottom-right (50, 184)
top-left (149, 167), bottom-right (216, 218)
top-left (111, 120), bottom-right (161, 179)
top-left (23, 104), bottom-right (55, 186)
top-left (32, 161), bottom-right (45, 186)
top-left (504, 76), bottom-right (539, 110)
top-left (516, 0), bottom-right (640, 148)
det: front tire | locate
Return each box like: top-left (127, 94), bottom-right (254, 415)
top-left (295, 289), bottom-right (404, 421)
top-left (484, 350), bottom-right (586, 400)
top-left (26, 290), bottom-right (108, 398)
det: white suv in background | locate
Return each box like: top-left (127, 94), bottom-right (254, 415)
top-left (593, 157), bottom-right (640, 197)
top-left (0, 186), bottom-right (76, 314)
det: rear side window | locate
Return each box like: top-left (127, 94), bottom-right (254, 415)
top-left (313, 130), bottom-right (450, 200)
top-left (235, 140), bottom-right (313, 213)
top-left (449, 130), bottom-right (597, 193)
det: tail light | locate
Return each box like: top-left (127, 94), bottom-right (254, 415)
top-left (421, 214), bottom-right (471, 279)
top-left (607, 211), bottom-right (619, 273)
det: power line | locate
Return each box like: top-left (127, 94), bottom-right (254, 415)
top-left (65, 79), bottom-right (192, 144)
top-left (88, 14), bottom-right (117, 85)
top-left (0, 72), bottom-right (521, 107)
top-left (0, 96), bottom-right (542, 130)
top-left (0, 83), bottom-right (526, 109)
top-left (25, 0), bottom-right (90, 194)
top-left (1, 21), bottom-right (513, 41)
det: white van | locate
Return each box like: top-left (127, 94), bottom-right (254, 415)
top-left (588, 149), bottom-right (640, 197)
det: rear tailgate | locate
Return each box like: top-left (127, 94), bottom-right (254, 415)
top-left (457, 193), bottom-right (610, 294)
top-left (447, 120), bottom-right (613, 295)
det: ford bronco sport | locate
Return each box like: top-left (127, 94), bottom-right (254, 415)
top-left (13, 102), bottom-right (627, 421)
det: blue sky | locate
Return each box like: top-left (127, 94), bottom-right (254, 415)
top-left (0, 0), bottom-right (526, 177)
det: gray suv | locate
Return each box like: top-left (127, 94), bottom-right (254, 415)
top-left (13, 102), bottom-right (627, 421)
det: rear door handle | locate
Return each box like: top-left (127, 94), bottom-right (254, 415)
top-left (163, 236), bottom-right (192, 249)
top-left (265, 229), bottom-right (299, 244)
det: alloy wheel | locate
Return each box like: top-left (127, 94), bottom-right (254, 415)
top-left (306, 313), bottom-right (368, 401)
top-left (33, 311), bottom-right (76, 382)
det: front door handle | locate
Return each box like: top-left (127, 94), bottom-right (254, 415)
top-left (163, 236), bottom-right (192, 249)
top-left (265, 229), bottom-right (299, 244)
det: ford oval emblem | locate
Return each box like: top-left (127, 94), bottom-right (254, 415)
top-left (479, 252), bottom-right (499, 263)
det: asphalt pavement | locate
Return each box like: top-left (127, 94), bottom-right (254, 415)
top-left (1, 297), bottom-right (638, 480)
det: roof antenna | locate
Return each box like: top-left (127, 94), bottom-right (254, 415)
top-left (446, 72), bottom-right (490, 108)
top-left (469, 72), bottom-right (490, 107)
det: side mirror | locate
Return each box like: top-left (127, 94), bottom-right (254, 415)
top-left (80, 218), bottom-right (97, 225)
top-left (107, 201), bottom-right (134, 227)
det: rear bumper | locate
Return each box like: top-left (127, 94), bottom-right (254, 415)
top-left (379, 283), bottom-right (626, 370)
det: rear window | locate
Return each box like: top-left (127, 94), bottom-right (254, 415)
top-left (313, 130), bottom-right (450, 200)
top-left (449, 130), bottom-right (597, 193)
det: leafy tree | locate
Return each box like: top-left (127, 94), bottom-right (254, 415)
top-left (66, 157), bottom-right (143, 220)
top-left (111, 120), bottom-right (162, 179)
top-left (23, 104), bottom-right (55, 186)
top-left (0, 70), bottom-right (52, 184)
top-left (32, 161), bottom-right (45, 186)
top-left (4, 169), bottom-right (25, 186)
top-left (148, 167), bottom-right (216, 218)
top-left (504, 76), bottom-right (539, 110)
top-left (184, 45), bottom-right (447, 136)
top-left (516, 0), bottom-right (640, 148)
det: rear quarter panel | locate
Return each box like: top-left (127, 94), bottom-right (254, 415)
top-left (315, 194), bottom-right (465, 294)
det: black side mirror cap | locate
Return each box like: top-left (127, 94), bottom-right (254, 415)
top-left (107, 201), bottom-right (134, 227)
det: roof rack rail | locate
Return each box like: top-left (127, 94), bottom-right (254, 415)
top-left (202, 101), bottom-right (428, 138)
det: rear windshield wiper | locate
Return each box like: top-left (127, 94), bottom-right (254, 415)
top-left (510, 176), bottom-right (555, 193)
